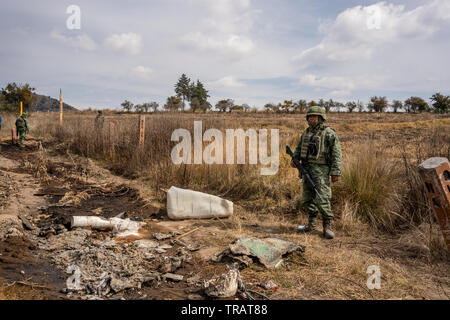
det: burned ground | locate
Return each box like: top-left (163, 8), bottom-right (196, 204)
top-left (0, 124), bottom-right (449, 300)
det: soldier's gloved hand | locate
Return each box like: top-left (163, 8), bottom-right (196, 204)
top-left (331, 176), bottom-right (339, 183)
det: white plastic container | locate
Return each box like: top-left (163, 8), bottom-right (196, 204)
top-left (167, 186), bottom-right (233, 220)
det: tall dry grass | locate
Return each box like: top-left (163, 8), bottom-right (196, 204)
top-left (0, 113), bottom-right (18, 139)
top-left (31, 112), bottom-right (449, 241)
top-left (32, 113), bottom-right (299, 209)
top-left (334, 144), bottom-right (404, 232)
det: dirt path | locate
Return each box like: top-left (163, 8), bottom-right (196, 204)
top-left (0, 138), bottom-right (449, 300)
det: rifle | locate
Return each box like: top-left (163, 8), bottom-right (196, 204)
top-left (286, 145), bottom-right (323, 201)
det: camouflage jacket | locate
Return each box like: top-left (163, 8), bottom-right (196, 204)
top-left (15, 116), bottom-right (29, 132)
top-left (293, 123), bottom-right (342, 176)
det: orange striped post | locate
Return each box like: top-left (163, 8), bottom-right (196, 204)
top-left (139, 115), bottom-right (145, 146)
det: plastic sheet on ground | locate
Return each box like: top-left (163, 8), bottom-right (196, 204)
top-left (213, 237), bottom-right (306, 269)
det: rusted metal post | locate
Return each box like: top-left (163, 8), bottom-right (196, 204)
top-left (418, 157), bottom-right (450, 251)
top-left (139, 115), bottom-right (145, 146)
top-left (11, 128), bottom-right (16, 144)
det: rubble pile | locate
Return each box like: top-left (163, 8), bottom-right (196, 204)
top-left (29, 227), bottom-right (195, 299)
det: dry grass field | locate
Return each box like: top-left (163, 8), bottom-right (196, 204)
top-left (0, 110), bottom-right (449, 300)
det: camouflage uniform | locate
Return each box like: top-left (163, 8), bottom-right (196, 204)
top-left (15, 113), bottom-right (29, 147)
top-left (95, 110), bottom-right (105, 130)
top-left (293, 106), bottom-right (342, 239)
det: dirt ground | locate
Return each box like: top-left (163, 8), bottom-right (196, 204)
top-left (0, 135), bottom-right (449, 300)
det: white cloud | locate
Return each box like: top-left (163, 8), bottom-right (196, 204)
top-left (208, 76), bottom-right (245, 89)
top-left (293, 1), bottom-right (450, 67)
top-left (104, 32), bottom-right (143, 55)
top-left (51, 31), bottom-right (97, 51)
top-left (181, 0), bottom-right (258, 57)
top-left (299, 74), bottom-right (385, 95)
top-left (181, 32), bottom-right (254, 54)
top-left (132, 66), bottom-right (153, 80)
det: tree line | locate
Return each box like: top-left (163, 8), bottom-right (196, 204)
top-left (122, 75), bottom-right (449, 114)
top-left (1, 81), bottom-right (448, 114)
top-left (263, 95), bottom-right (449, 114)
top-left (0, 82), bottom-right (36, 112)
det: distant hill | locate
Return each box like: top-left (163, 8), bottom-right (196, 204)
top-left (31, 94), bottom-right (78, 112)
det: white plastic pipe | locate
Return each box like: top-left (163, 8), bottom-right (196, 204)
top-left (71, 216), bottom-right (142, 237)
top-left (71, 216), bottom-right (113, 229)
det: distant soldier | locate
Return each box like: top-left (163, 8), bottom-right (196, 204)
top-left (291, 106), bottom-right (342, 239)
top-left (15, 112), bottom-right (29, 147)
top-left (95, 110), bottom-right (105, 130)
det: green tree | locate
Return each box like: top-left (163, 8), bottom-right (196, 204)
top-left (280, 100), bottom-right (293, 113)
top-left (318, 99), bottom-right (326, 112)
top-left (174, 74), bottom-right (191, 111)
top-left (368, 96), bottom-right (388, 113)
top-left (230, 105), bottom-right (244, 112)
top-left (242, 103), bottom-right (251, 112)
top-left (0, 82), bottom-right (36, 112)
top-left (404, 96), bottom-right (429, 113)
top-left (190, 97), bottom-right (201, 113)
top-left (392, 100), bottom-right (403, 113)
top-left (334, 102), bottom-right (345, 113)
top-left (346, 101), bottom-right (357, 113)
top-left (324, 99), bottom-right (335, 113)
top-left (121, 100), bottom-right (134, 112)
top-left (215, 99), bottom-right (234, 112)
top-left (430, 93), bottom-right (450, 114)
top-left (293, 99), bottom-right (307, 113)
top-left (200, 102), bottom-right (212, 113)
top-left (164, 96), bottom-right (182, 112)
top-left (190, 80), bottom-right (209, 107)
top-left (357, 100), bottom-right (365, 112)
top-left (148, 102), bottom-right (159, 112)
top-left (141, 103), bottom-right (150, 112)
top-left (264, 103), bottom-right (278, 112)
top-left (134, 104), bottom-right (144, 113)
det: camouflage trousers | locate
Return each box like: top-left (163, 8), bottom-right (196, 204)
top-left (301, 163), bottom-right (333, 223)
top-left (17, 129), bottom-right (27, 146)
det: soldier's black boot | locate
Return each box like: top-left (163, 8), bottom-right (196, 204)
top-left (297, 217), bottom-right (318, 233)
top-left (323, 221), bottom-right (335, 239)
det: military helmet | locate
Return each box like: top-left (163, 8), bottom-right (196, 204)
top-left (22, 112), bottom-right (28, 118)
top-left (306, 106), bottom-right (326, 121)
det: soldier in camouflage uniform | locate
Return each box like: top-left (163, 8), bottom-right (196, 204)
top-left (15, 112), bottom-right (29, 148)
top-left (291, 106), bottom-right (342, 239)
top-left (95, 110), bottom-right (105, 130)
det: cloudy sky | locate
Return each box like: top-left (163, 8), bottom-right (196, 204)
top-left (1, 0), bottom-right (449, 109)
